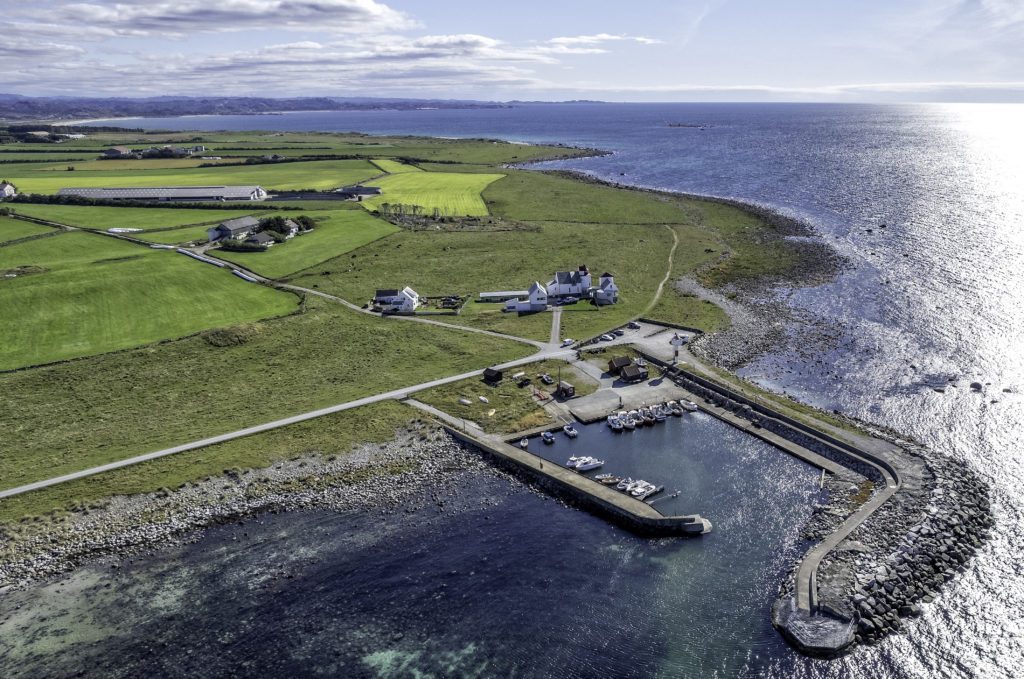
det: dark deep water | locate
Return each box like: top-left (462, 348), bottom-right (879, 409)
top-left (16, 104), bottom-right (1021, 677)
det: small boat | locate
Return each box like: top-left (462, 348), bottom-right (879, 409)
top-left (622, 415), bottom-right (636, 430)
top-left (667, 401), bottom-right (684, 416)
top-left (563, 423), bottom-right (579, 438)
top-left (575, 457), bottom-right (605, 471)
top-left (566, 456), bottom-right (582, 468)
top-left (542, 431), bottom-right (555, 444)
top-left (616, 477), bottom-right (634, 491)
top-left (631, 481), bottom-right (655, 498)
top-left (540, 373), bottom-right (555, 385)
top-left (596, 474), bottom-right (622, 485)
top-left (640, 408), bottom-right (656, 425)
top-left (653, 406), bottom-right (667, 422)
top-left (682, 400), bottom-right (699, 412)
top-left (607, 414), bottom-right (624, 431)
top-left (519, 438), bottom-right (529, 449)
top-left (637, 484), bottom-right (664, 501)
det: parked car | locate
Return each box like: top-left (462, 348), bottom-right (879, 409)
top-left (561, 296), bottom-right (579, 305)
top-left (561, 338), bottom-right (575, 347)
top-left (600, 334), bottom-right (615, 342)
top-left (628, 321), bottom-right (642, 329)
top-left (613, 329), bottom-right (625, 337)
top-left (540, 373), bottom-right (555, 385)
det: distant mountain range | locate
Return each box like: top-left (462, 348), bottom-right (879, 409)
top-left (0, 95), bottom-right (528, 121)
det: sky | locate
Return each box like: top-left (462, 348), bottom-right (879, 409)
top-left (2, 0), bottom-right (1023, 102)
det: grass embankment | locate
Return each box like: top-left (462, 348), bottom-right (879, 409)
top-left (0, 231), bottom-right (297, 370)
top-left (0, 215), bottom-right (56, 243)
top-left (362, 172), bottom-right (505, 217)
top-left (416, 359), bottom-right (597, 434)
top-left (370, 158), bottom-right (422, 173)
top-left (215, 210), bottom-right (400, 279)
top-left (0, 296), bottom-right (531, 492)
top-left (3, 158), bottom-right (380, 194)
top-left (0, 401), bottom-right (416, 523)
top-left (7, 204), bottom-right (268, 230)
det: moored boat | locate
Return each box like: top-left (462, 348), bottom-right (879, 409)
top-left (607, 414), bottom-right (624, 431)
top-left (682, 400), bottom-right (698, 412)
top-left (563, 423), bottom-right (579, 438)
top-left (519, 438), bottom-right (529, 449)
top-left (542, 431), bottom-right (555, 444)
top-left (575, 457), bottom-right (605, 471)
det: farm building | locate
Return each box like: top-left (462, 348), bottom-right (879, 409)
top-left (102, 146), bottom-right (136, 159)
top-left (479, 290), bottom-right (529, 303)
top-left (504, 282), bottom-right (548, 313)
top-left (336, 185), bottom-right (382, 200)
top-left (207, 216), bottom-right (261, 242)
top-left (245, 232), bottom-right (275, 248)
top-left (556, 381), bottom-right (576, 398)
top-left (593, 272), bottom-right (619, 305)
top-left (283, 219), bottom-right (301, 239)
top-left (0, 181), bottom-right (17, 199)
top-left (607, 356), bottom-right (632, 375)
top-left (547, 265), bottom-right (592, 298)
top-left (620, 364), bottom-right (649, 383)
top-left (374, 286), bottom-right (420, 313)
top-left (57, 186), bottom-right (268, 202)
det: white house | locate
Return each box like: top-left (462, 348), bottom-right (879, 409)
top-left (374, 286), bottom-right (420, 313)
top-left (547, 265), bottom-right (592, 298)
top-left (0, 181), bottom-right (16, 199)
top-left (592, 272), bottom-right (619, 305)
top-left (505, 281), bottom-right (548, 313)
top-left (283, 219), bottom-right (300, 239)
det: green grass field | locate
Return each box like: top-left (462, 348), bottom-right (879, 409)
top-left (131, 225), bottom-right (218, 244)
top-left (8, 204), bottom-right (266, 230)
top-left (0, 215), bottom-right (56, 243)
top-left (0, 231), bottom-right (298, 370)
top-left (215, 210), bottom-right (400, 279)
top-left (4, 158), bottom-right (380, 194)
top-left (361, 171), bottom-right (505, 216)
top-left (0, 295), bottom-right (530, 492)
top-left (370, 158), bottom-right (422, 173)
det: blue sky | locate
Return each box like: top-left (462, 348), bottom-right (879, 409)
top-left (2, 0), bottom-right (1023, 101)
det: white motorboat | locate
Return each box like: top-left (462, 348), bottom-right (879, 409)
top-left (653, 406), bottom-right (667, 422)
top-left (542, 431), bottom-right (556, 444)
top-left (519, 438), bottom-right (529, 449)
top-left (563, 424), bottom-right (579, 438)
top-left (566, 456), bottom-right (582, 468)
top-left (575, 457), bottom-right (605, 471)
top-left (622, 415), bottom-right (636, 430)
top-left (667, 400), bottom-right (684, 416)
top-left (607, 414), bottom-right (624, 431)
top-left (631, 481), bottom-right (655, 498)
top-left (616, 477), bottom-right (634, 491)
top-left (682, 400), bottom-right (699, 412)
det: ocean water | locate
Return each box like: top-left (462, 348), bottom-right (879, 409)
top-left (40, 104), bottom-right (1024, 677)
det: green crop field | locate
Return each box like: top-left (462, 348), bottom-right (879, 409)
top-left (215, 210), bottom-right (400, 278)
top-left (370, 158), bottom-right (422, 173)
top-left (3, 158), bottom-right (380, 194)
top-left (0, 216), bottom-right (56, 243)
top-left (361, 171), bottom-right (505, 216)
top-left (0, 231), bottom-right (298, 370)
top-left (8, 204), bottom-right (267, 230)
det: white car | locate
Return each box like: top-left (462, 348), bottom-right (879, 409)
top-left (600, 334), bottom-right (615, 342)
top-left (561, 338), bottom-right (575, 347)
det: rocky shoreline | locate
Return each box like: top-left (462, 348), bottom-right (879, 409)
top-left (0, 424), bottom-right (531, 591)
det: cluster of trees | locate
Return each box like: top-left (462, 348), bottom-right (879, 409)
top-left (219, 215), bottom-right (317, 251)
top-left (375, 203), bottom-right (446, 219)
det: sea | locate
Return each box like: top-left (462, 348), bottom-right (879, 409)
top-left (3, 104), bottom-right (1021, 678)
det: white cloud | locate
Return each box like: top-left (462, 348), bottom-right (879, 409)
top-left (548, 33), bottom-right (660, 46)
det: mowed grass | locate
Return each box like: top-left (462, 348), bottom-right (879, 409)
top-left (370, 158), bottom-right (422, 173)
top-left (0, 296), bottom-right (531, 490)
top-left (0, 401), bottom-right (417, 522)
top-left (361, 171), bottom-right (505, 217)
top-left (132, 225), bottom-right (219, 245)
top-left (0, 215), bottom-right (56, 243)
top-left (8, 204), bottom-right (266, 230)
top-left (4, 158), bottom-right (380, 194)
top-left (0, 232), bottom-right (298, 370)
top-left (215, 210), bottom-right (400, 279)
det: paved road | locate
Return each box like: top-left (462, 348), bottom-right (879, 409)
top-left (549, 307), bottom-right (562, 346)
top-left (0, 348), bottom-right (572, 500)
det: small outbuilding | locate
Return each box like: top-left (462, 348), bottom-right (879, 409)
top-left (556, 381), bottom-right (576, 398)
top-left (246, 232), bottom-right (275, 248)
top-left (620, 364), bottom-right (648, 383)
top-left (607, 356), bottom-right (632, 375)
top-left (483, 367), bottom-right (503, 383)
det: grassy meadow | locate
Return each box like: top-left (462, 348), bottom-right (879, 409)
top-left (0, 215), bottom-right (56, 243)
top-left (362, 171), bottom-right (505, 216)
top-left (3, 158), bottom-right (380, 194)
top-left (0, 231), bottom-right (298, 370)
top-left (370, 158), bottom-right (422, 173)
top-left (0, 296), bottom-right (530, 491)
top-left (215, 210), bottom-right (400, 278)
top-left (7, 204), bottom-right (267, 230)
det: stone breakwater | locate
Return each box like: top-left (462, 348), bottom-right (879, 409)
top-left (0, 425), bottom-right (535, 590)
top-left (671, 349), bottom-right (994, 655)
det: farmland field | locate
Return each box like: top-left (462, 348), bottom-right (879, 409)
top-left (0, 231), bottom-right (298, 370)
top-left (7, 204), bottom-right (266, 230)
top-left (132, 225), bottom-right (218, 244)
top-left (361, 171), bottom-right (505, 216)
top-left (3, 158), bottom-right (380, 194)
top-left (215, 210), bottom-right (400, 278)
top-left (0, 215), bottom-right (56, 243)
top-left (370, 158), bottom-right (422, 173)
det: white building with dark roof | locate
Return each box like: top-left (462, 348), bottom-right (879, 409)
top-left (592, 272), bottom-right (619, 305)
top-left (505, 282), bottom-right (548, 313)
top-left (374, 286), bottom-right (420, 313)
top-left (547, 265), bottom-right (592, 298)
top-left (207, 216), bottom-right (261, 242)
top-left (57, 185), bottom-right (268, 203)
top-left (0, 181), bottom-right (17, 199)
